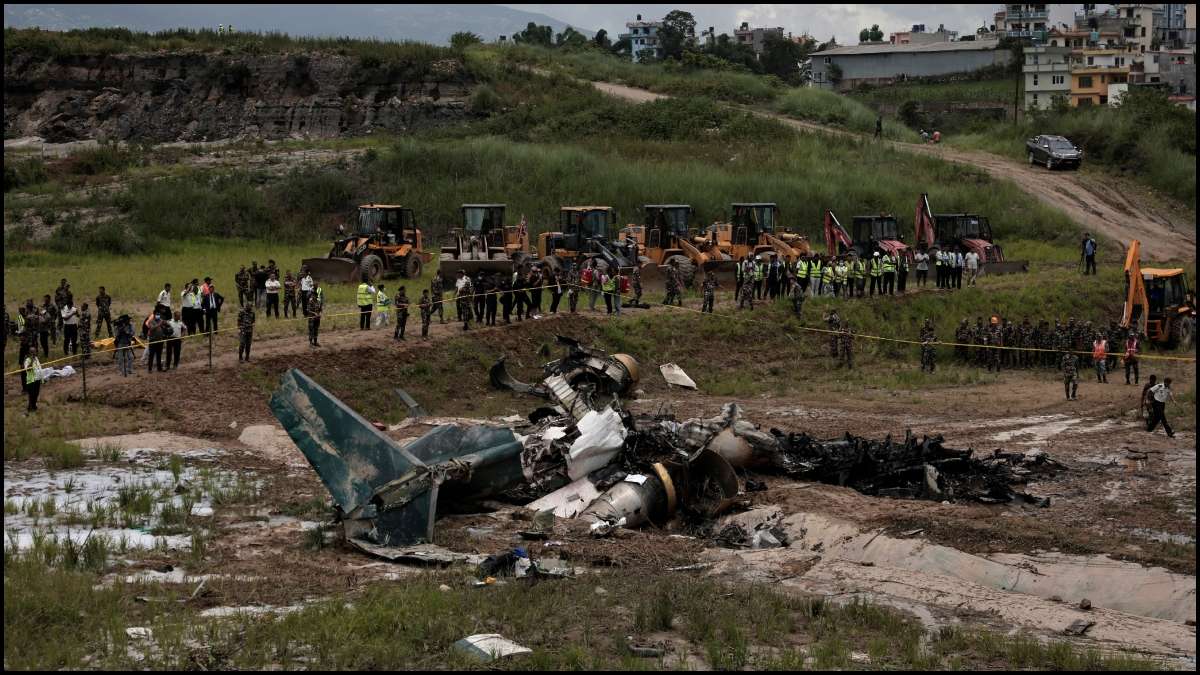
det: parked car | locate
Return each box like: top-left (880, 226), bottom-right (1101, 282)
top-left (1026, 134), bottom-right (1083, 170)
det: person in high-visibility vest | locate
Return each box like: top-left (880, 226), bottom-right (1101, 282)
top-left (809, 257), bottom-right (823, 297)
top-left (356, 277), bottom-right (375, 330)
top-left (23, 353), bottom-right (42, 413)
top-left (374, 284), bottom-right (390, 328)
top-left (851, 255), bottom-right (866, 298)
top-left (753, 259), bottom-right (765, 300)
top-left (868, 252), bottom-right (883, 296)
top-left (820, 257), bottom-right (834, 296)
top-left (881, 251), bottom-right (897, 295)
top-left (602, 269), bottom-right (618, 314)
top-left (795, 256), bottom-right (810, 297)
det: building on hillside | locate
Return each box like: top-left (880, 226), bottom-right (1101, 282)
top-left (810, 39), bottom-right (1009, 90)
top-left (620, 14), bottom-right (663, 62)
top-left (1114, 3), bottom-right (1156, 54)
top-left (1130, 50), bottom-right (1197, 98)
top-left (1023, 44), bottom-right (1071, 109)
top-left (1001, 4), bottom-right (1050, 41)
top-left (1154, 3), bottom-right (1196, 49)
top-left (733, 22), bottom-right (784, 56)
top-left (1074, 5), bottom-right (1127, 34)
top-left (699, 25), bottom-right (716, 48)
top-left (1045, 27), bottom-right (1124, 53)
top-left (889, 24), bottom-right (958, 45)
top-left (1070, 50), bottom-right (1130, 106)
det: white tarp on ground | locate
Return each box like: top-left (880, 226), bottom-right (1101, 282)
top-left (565, 408), bottom-right (627, 480)
top-left (660, 363), bottom-right (697, 389)
top-left (452, 634), bottom-right (532, 661)
top-left (525, 475), bottom-right (603, 518)
top-left (37, 365), bottom-right (75, 380)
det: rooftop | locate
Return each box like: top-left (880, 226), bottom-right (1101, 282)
top-left (818, 40), bottom-right (1000, 56)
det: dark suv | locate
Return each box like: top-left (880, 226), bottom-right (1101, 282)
top-left (1026, 134), bottom-right (1082, 170)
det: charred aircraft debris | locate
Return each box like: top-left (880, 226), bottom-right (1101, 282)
top-left (269, 337), bottom-right (1063, 555)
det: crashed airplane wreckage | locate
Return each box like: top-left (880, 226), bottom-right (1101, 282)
top-left (270, 339), bottom-right (1063, 553)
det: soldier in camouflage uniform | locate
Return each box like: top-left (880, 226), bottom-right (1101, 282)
top-left (431, 271), bottom-right (446, 324)
top-left (701, 271), bottom-right (718, 313)
top-left (738, 271), bottom-right (755, 310)
top-left (825, 309), bottom-right (841, 358)
top-left (987, 319), bottom-right (1003, 372)
top-left (237, 303), bottom-right (255, 362)
top-left (94, 287), bottom-right (113, 339)
top-left (954, 319), bottom-right (970, 362)
top-left (42, 295), bottom-right (59, 347)
top-left (1061, 351), bottom-right (1079, 400)
top-left (790, 276), bottom-right (805, 319)
top-left (394, 287), bottom-right (409, 341)
top-left (631, 266), bottom-right (643, 306)
top-left (306, 286), bottom-right (323, 347)
top-left (235, 265), bottom-right (251, 307)
top-left (663, 260), bottom-right (682, 306)
top-left (1028, 319), bottom-right (1043, 368)
top-left (419, 290), bottom-right (432, 339)
top-left (839, 320), bottom-right (854, 369)
top-left (920, 318), bottom-right (936, 373)
top-left (1001, 319), bottom-right (1016, 369)
top-left (972, 317), bottom-right (987, 366)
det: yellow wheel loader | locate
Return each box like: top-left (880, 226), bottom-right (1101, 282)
top-left (619, 205), bottom-right (734, 289)
top-left (302, 204), bottom-right (432, 284)
top-left (438, 204), bottom-right (531, 278)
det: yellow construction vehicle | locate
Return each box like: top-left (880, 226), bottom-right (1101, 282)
top-left (536, 206), bottom-right (640, 274)
top-left (619, 204), bottom-right (733, 288)
top-left (438, 204), bottom-right (531, 277)
top-left (705, 202), bottom-right (813, 266)
top-left (302, 204), bottom-right (431, 283)
top-left (1121, 239), bottom-right (1195, 348)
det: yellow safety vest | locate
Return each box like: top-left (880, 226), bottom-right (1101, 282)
top-left (882, 256), bottom-right (896, 273)
top-left (25, 356), bottom-right (41, 385)
top-left (852, 261), bottom-right (865, 279)
top-left (356, 283), bottom-right (373, 306)
top-left (602, 276), bottom-right (617, 292)
top-left (796, 260), bottom-right (808, 278)
top-left (15, 313), bottom-right (25, 333)
top-left (754, 263), bottom-right (764, 281)
top-left (811, 261), bottom-right (822, 279)
top-left (835, 264), bottom-right (848, 282)
top-left (821, 265), bottom-right (833, 283)
top-left (869, 259), bottom-right (882, 277)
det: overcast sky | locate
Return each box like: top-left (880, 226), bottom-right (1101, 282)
top-left (501, 4), bottom-right (1083, 42)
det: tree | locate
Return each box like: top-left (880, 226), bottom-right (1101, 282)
top-left (512, 22), bottom-right (553, 46)
top-left (859, 24), bottom-right (883, 42)
top-left (660, 9), bottom-right (697, 59)
top-left (449, 31), bottom-right (482, 51)
top-left (593, 28), bottom-right (611, 49)
top-left (612, 35), bottom-right (631, 56)
top-left (760, 33), bottom-right (812, 83)
top-left (555, 26), bottom-right (587, 48)
top-left (702, 32), bottom-right (760, 72)
top-left (828, 63), bottom-right (843, 85)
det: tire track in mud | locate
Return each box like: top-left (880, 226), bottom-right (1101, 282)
top-left (588, 80), bottom-right (1196, 262)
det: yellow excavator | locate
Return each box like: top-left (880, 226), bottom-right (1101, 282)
top-left (1121, 239), bottom-right (1195, 348)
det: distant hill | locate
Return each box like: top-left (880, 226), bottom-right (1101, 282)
top-left (2, 4), bottom-right (594, 44)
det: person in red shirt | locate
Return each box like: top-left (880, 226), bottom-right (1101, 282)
top-left (1123, 329), bottom-right (1141, 385)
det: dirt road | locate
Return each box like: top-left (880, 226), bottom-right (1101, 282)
top-left (590, 81), bottom-right (1196, 262)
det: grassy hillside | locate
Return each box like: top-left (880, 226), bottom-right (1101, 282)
top-left (849, 78), bottom-right (1015, 107)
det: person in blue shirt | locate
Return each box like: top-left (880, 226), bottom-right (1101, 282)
top-left (1081, 233), bottom-right (1097, 275)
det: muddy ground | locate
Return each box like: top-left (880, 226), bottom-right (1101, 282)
top-left (5, 307), bottom-right (1196, 667)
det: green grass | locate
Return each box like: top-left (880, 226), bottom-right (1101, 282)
top-left (774, 88), bottom-right (919, 141)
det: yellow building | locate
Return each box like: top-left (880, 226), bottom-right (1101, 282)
top-left (1070, 67), bottom-right (1130, 106)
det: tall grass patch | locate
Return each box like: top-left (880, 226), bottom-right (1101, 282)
top-left (775, 88), bottom-right (919, 142)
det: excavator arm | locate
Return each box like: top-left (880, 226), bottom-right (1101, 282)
top-left (1121, 239), bottom-right (1147, 335)
top-left (914, 193), bottom-right (935, 250)
top-left (824, 210), bottom-right (853, 256)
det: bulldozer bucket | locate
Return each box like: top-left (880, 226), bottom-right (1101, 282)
top-left (302, 257), bottom-right (362, 284)
top-left (978, 260), bottom-right (1029, 276)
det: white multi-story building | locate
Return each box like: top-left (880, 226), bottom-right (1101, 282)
top-left (1115, 3), bottom-right (1156, 54)
top-left (1001, 3), bottom-right (1050, 40)
top-left (1023, 45), bottom-right (1071, 109)
top-left (620, 14), bottom-right (663, 62)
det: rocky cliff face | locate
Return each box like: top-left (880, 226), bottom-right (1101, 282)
top-left (4, 52), bottom-right (474, 143)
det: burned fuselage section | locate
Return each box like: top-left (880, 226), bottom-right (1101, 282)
top-left (270, 339), bottom-right (1063, 555)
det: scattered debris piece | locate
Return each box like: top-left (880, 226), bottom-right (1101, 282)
top-left (490, 335), bottom-right (639, 402)
top-left (626, 638), bottom-right (664, 658)
top-left (666, 562), bottom-right (714, 572)
top-left (1079, 598), bottom-right (1093, 611)
top-left (1064, 619), bottom-right (1096, 636)
top-left (125, 627), bottom-right (153, 640)
top-left (452, 634), bottom-right (531, 662)
top-left (659, 363), bottom-right (697, 390)
top-left (394, 387), bottom-right (428, 418)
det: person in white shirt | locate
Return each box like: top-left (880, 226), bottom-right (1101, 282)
top-left (374, 284), bottom-right (390, 327)
top-left (300, 270), bottom-right (314, 314)
top-left (60, 300), bottom-right (79, 355)
top-left (264, 273), bottom-right (281, 318)
top-left (166, 310), bottom-right (186, 370)
top-left (155, 283), bottom-right (172, 318)
top-left (914, 250), bottom-right (929, 287)
top-left (964, 250), bottom-right (981, 287)
top-left (1145, 378), bottom-right (1176, 437)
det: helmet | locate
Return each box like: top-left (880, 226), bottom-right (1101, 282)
top-left (873, 251), bottom-right (880, 257)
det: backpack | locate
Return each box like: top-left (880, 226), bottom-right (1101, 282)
top-left (580, 268), bottom-right (594, 285)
